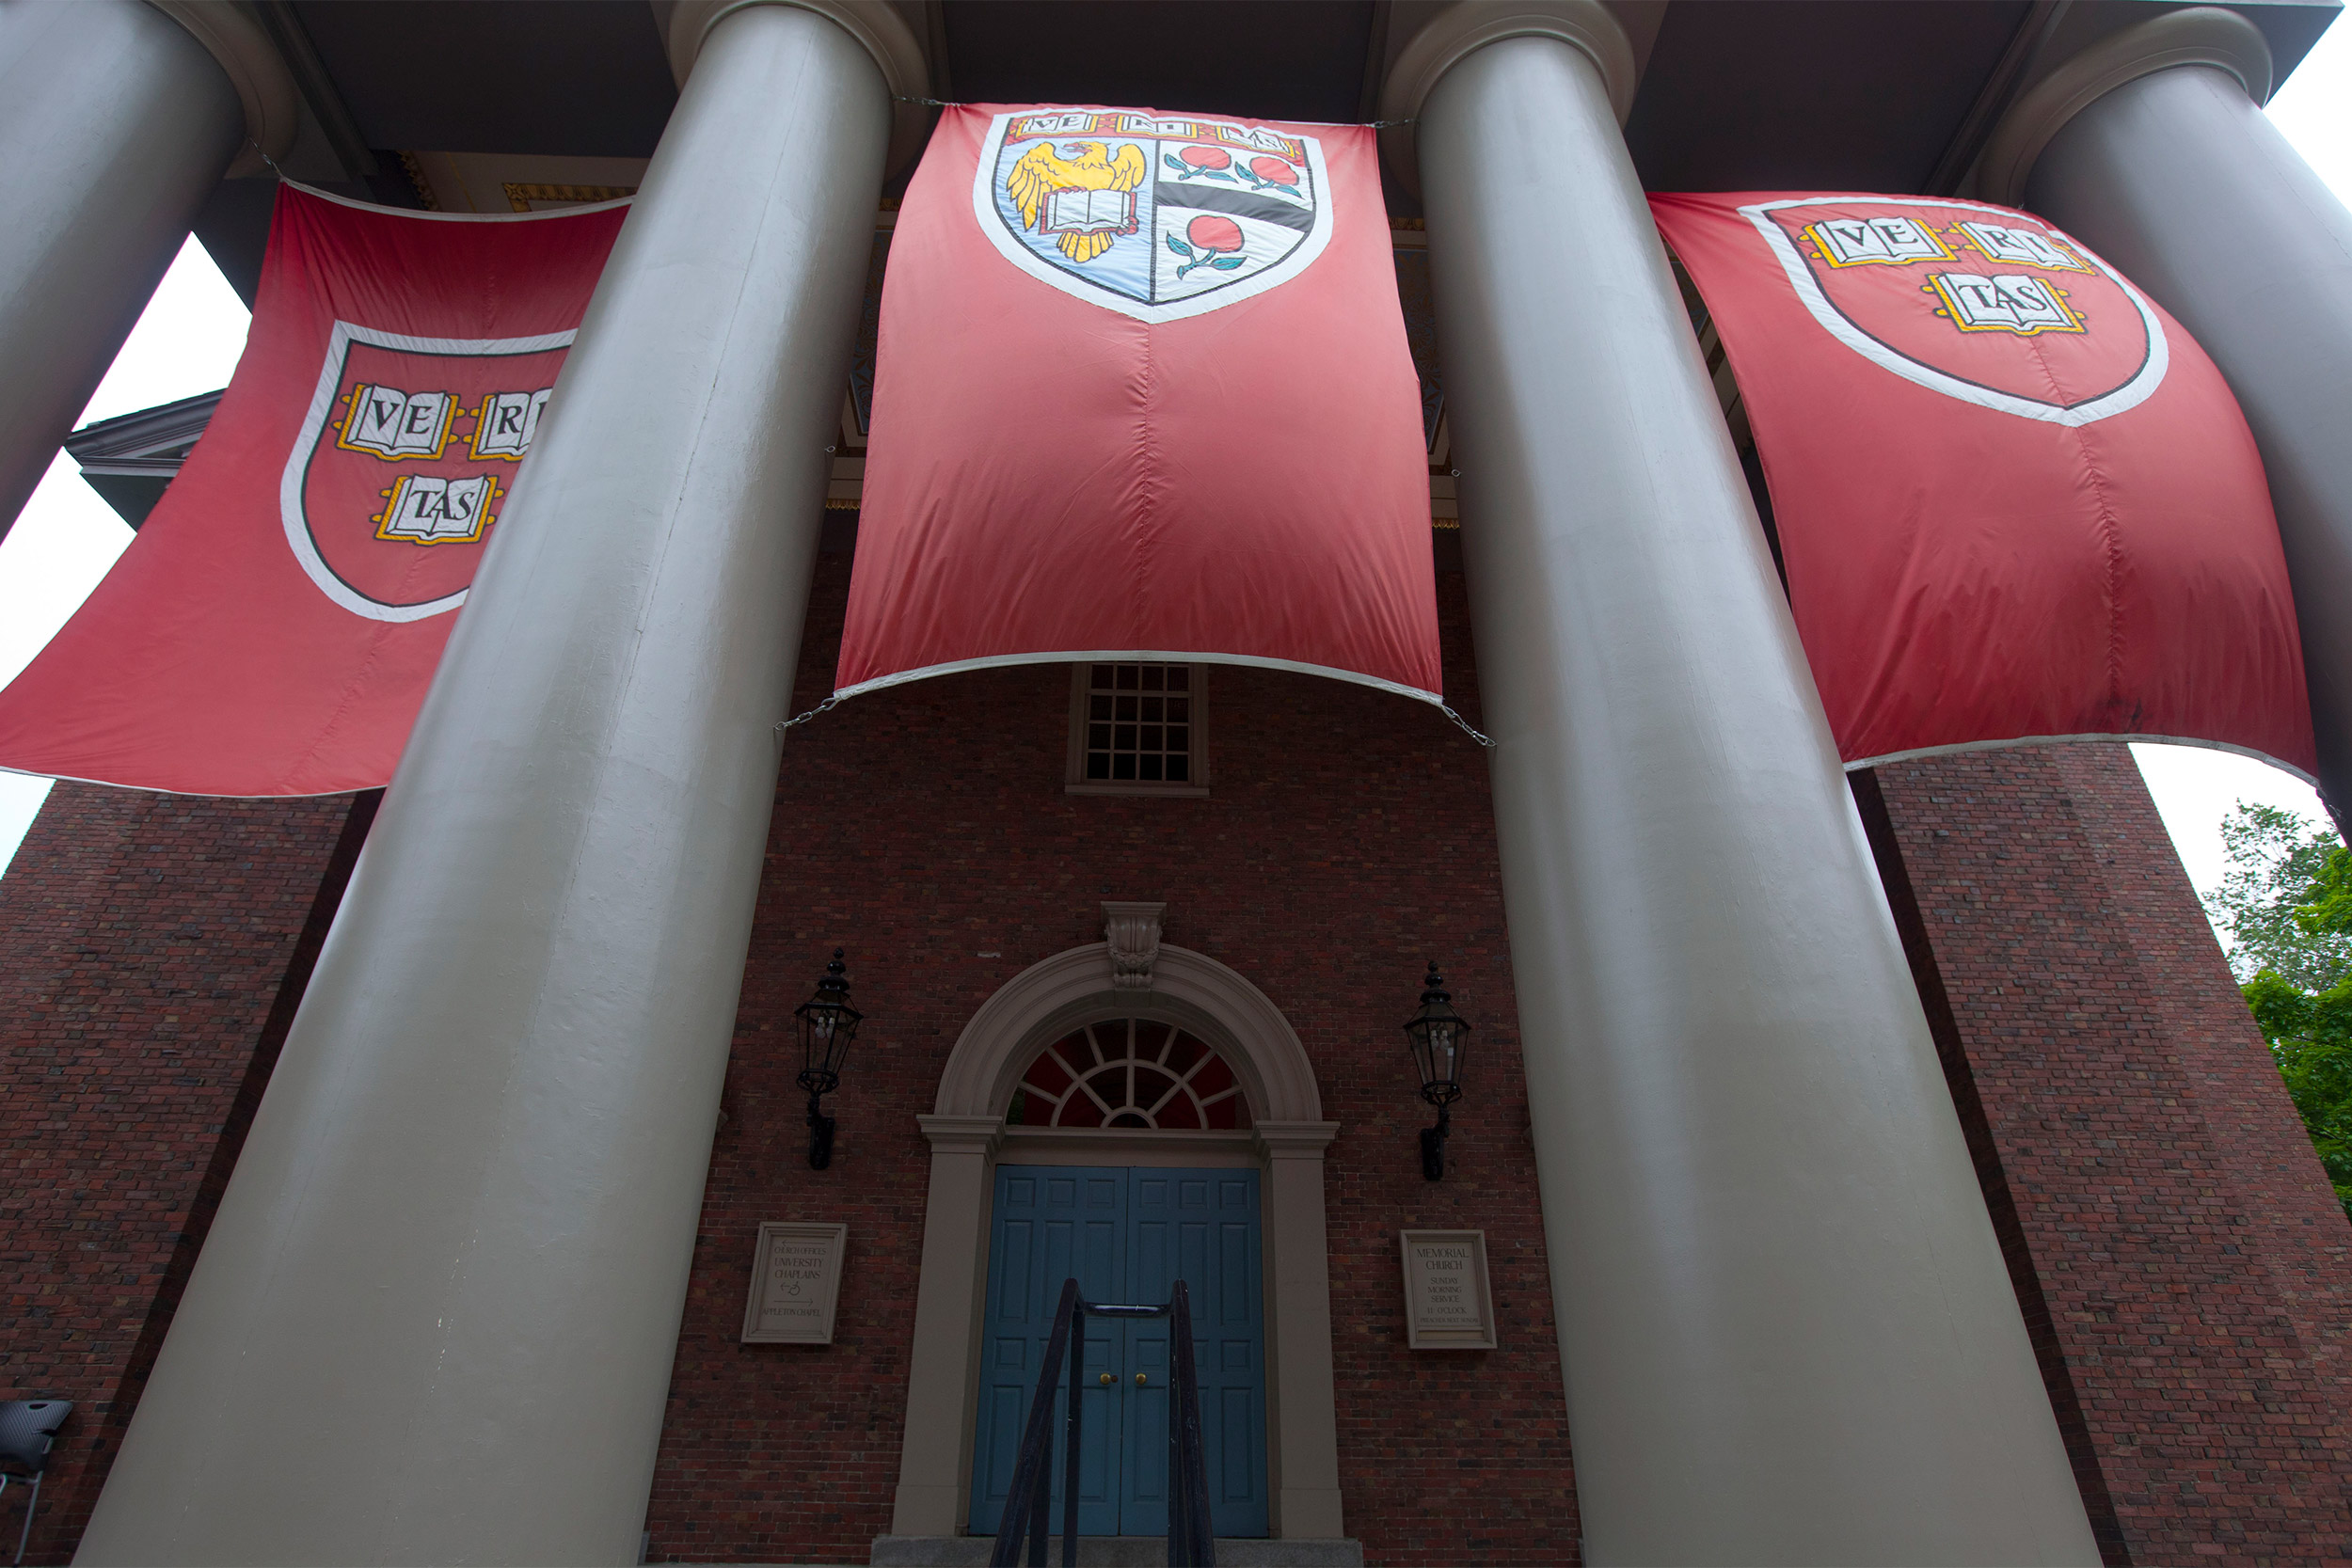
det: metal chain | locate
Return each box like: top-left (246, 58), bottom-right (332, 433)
top-left (773, 695), bottom-right (842, 734)
top-left (1441, 704), bottom-right (1496, 748)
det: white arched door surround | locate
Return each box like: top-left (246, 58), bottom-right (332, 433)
top-left (887, 937), bottom-right (1343, 1542)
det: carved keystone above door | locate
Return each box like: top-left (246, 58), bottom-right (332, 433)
top-left (1103, 900), bottom-right (1166, 990)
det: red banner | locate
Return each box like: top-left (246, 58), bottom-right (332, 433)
top-left (0, 184), bottom-right (625, 795)
top-left (1650, 192), bottom-right (2314, 777)
top-left (837, 104), bottom-right (1439, 705)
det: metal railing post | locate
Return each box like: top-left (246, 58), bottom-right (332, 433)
top-left (992, 1277), bottom-right (1216, 1567)
top-left (1168, 1282), bottom-right (1216, 1568)
top-left (991, 1277), bottom-right (1079, 1568)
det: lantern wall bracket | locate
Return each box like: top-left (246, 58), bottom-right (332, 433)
top-left (1421, 1101), bottom-right (1451, 1181)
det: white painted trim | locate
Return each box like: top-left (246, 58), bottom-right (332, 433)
top-left (969, 112), bottom-right (1336, 326)
top-left (281, 177), bottom-right (633, 222)
top-left (279, 320), bottom-right (579, 622)
top-left (931, 944), bottom-right (1324, 1123)
top-left (892, 942), bottom-right (1344, 1541)
top-left (1844, 731), bottom-right (2317, 788)
top-left (836, 650), bottom-right (1440, 709)
top-left (1737, 196), bottom-right (2169, 427)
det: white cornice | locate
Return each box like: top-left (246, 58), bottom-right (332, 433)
top-left (1970, 5), bottom-right (2273, 205)
top-left (914, 1114), bottom-right (1004, 1156)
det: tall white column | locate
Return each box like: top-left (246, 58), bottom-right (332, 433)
top-left (1388, 7), bottom-right (2099, 1561)
top-left (0, 0), bottom-right (290, 541)
top-left (74, 5), bottom-right (916, 1563)
top-left (1988, 8), bottom-right (2352, 809)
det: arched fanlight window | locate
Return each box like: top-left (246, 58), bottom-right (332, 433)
top-left (1006, 1019), bottom-right (1253, 1130)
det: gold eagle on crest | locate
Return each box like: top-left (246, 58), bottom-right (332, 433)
top-left (1006, 140), bottom-right (1149, 263)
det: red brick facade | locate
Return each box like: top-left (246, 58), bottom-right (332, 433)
top-left (0, 783), bottom-right (372, 1564)
top-left (8, 586), bottom-right (2352, 1566)
top-left (1865, 745), bottom-right (2352, 1566)
top-left (641, 551), bottom-right (1581, 1563)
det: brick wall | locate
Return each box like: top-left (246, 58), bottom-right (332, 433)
top-left (642, 550), bottom-right (1581, 1564)
top-left (0, 783), bottom-right (371, 1564)
top-left (18, 601), bottom-right (2339, 1567)
top-left (1867, 745), bottom-right (2352, 1565)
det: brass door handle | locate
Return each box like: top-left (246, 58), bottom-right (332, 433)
top-left (1099, 1372), bottom-right (1114, 1386)
top-left (1135, 1373), bottom-right (1148, 1386)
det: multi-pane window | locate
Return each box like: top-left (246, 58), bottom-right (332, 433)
top-left (1068, 662), bottom-right (1205, 792)
top-left (1005, 1019), bottom-right (1252, 1130)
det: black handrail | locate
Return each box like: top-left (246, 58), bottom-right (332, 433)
top-left (989, 1277), bottom-right (1216, 1568)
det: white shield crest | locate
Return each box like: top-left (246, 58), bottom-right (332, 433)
top-left (972, 109), bottom-right (1334, 325)
top-left (280, 321), bottom-right (574, 623)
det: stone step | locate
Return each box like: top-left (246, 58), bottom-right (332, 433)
top-left (868, 1536), bottom-right (1364, 1567)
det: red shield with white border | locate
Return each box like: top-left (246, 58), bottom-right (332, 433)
top-left (283, 323), bottom-right (574, 621)
top-left (1741, 197), bottom-right (2167, 426)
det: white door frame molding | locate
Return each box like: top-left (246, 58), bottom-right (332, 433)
top-left (889, 942), bottom-right (1344, 1541)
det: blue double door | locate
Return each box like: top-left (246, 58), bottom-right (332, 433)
top-left (971, 1165), bottom-right (1268, 1539)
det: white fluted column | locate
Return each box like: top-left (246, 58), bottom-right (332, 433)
top-left (1986, 8), bottom-right (2352, 810)
top-left (0, 0), bottom-right (292, 541)
top-left (1388, 5), bottom-right (2099, 1561)
top-left (74, 5), bottom-right (917, 1562)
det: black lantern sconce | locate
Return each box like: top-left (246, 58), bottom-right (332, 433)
top-left (1403, 961), bottom-right (1472, 1180)
top-left (794, 949), bottom-right (864, 1170)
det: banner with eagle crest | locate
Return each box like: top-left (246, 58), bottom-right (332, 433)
top-left (1651, 191), bottom-right (2315, 779)
top-left (835, 103), bottom-right (1438, 707)
top-left (0, 184), bottom-right (624, 795)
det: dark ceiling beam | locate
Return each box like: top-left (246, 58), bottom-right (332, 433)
top-left (1923, 0), bottom-right (2069, 195)
top-left (253, 0), bottom-right (377, 179)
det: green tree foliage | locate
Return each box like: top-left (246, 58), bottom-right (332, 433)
top-left (2208, 802), bottom-right (2352, 1217)
top-left (2208, 803), bottom-right (2352, 989)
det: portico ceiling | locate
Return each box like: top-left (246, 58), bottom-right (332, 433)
top-left (184, 0), bottom-right (2335, 300)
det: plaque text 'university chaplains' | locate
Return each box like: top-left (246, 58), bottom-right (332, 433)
top-left (740, 1222), bottom-right (847, 1345)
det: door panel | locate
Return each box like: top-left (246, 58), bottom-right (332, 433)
top-left (973, 1164), bottom-right (1267, 1539)
top-left (1125, 1168), bottom-right (1268, 1537)
top-left (971, 1166), bottom-right (1125, 1537)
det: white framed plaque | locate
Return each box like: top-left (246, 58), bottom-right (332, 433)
top-left (1399, 1228), bottom-right (1497, 1350)
top-left (741, 1222), bottom-right (848, 1344)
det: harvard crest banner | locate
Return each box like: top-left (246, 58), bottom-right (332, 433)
top-left (0, 183), bottom-right (625, 795)
top-left (836, 104), bottom-right (1439, 705)
top-left (1650, 191), bottom-right (2315, 777)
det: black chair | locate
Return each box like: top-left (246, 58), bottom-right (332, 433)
top-left (0, 1401), bottom-right (72, 1566)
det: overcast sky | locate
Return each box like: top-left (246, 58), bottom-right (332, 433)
top-left (4, 35), bottom-right (2352, 929)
